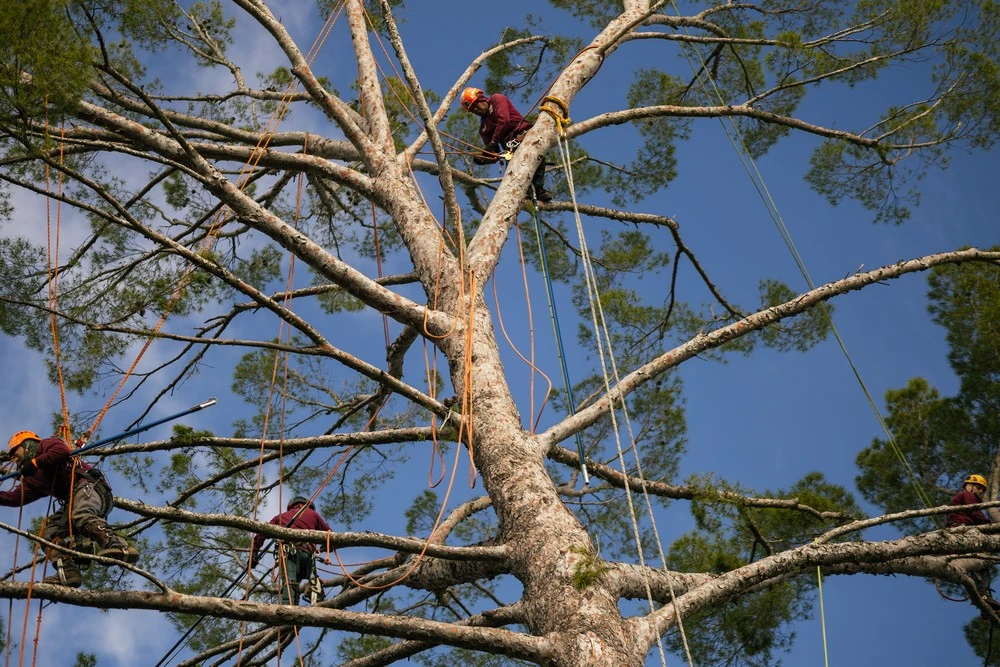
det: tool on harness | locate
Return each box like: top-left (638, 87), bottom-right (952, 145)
top-left (43, 556), bottom-right (82, 587)
top-left (501, 139), bottom-right (519, 162)
top-left (305, 567), bottom-right (324, 605)
top-left (281, 541), bottom-right (324, 604)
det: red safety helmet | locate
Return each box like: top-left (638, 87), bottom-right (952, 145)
top-left (461, 87), bottom-right (485, 111)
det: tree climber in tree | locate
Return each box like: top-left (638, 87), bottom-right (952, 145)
top-left (947, 474), bottom-right (991, 527)
top-left (250, 495), bottom-right (331, 605)
top-left (946, 473), bottom-right (999, 611)
top-left (461, 86), bottom-right (553, 203)
top-left (0, 431), bottom-right (139, 588)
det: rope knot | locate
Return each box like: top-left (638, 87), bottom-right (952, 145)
top-left (539, 96), bottom-right (571, 136)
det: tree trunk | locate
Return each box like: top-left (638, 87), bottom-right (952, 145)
top-left (440, 294), bottom-right (644, 666)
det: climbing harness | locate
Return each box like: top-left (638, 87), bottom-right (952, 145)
top-left (500, 138), bottom-right (524, 162)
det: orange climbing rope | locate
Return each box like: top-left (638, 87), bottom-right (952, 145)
top-left (492, 220), bottom-right (556, 433)
top-left (44, 120), bottom-right (71, 440)
top-left (5, 111), bottom-right (76, 667)
top-left (78, 1), bottom-right (344, 450)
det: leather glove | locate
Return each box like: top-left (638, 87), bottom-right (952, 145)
top-left (473, 151), bottom-right (498, 165)
top-left (250, 552), bottom-right (260, 569)
top-left (19, 459), bottom-right (37, 477)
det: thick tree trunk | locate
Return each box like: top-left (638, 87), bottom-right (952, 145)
top-left (440, 294), bottom-right (644, 666)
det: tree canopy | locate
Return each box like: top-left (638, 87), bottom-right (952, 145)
top-left (0, 1), bottom-right (997, 666)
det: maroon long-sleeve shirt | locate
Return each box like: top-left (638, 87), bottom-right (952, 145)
top-left (946, 489), bottom-right (990, 526)
top-left (478, 93), bottom-right (533, 150)
top-left (0, 437), bottom-right (75, 506)
top-left (251, 506), bottom-right (332, 555)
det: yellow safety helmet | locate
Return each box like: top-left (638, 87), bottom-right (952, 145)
top-left (964, 474), bottom-right (988, 489)
top-left (8, 431), bottom-right (40, 451)
top-left (461, 87), bottom-right (484, 111)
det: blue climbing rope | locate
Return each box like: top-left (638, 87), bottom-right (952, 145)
top-left (529, 198), bottom-right (590, 484)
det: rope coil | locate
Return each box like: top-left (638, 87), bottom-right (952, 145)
top-left (539, 96), bottom-right (571, 136)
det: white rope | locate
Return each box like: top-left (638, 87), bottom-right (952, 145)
top-left (553, 127), bottom-right (693, 667)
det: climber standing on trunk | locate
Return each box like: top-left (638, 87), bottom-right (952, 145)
top-left (0, 430), bottom-right (139, 587)
top-left (461, 86), bottom-right (553, 203)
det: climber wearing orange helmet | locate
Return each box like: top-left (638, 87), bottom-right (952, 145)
top-left (1, 430), bottom-right (139, 588)
top-left (460, 86), bottom-right (552, 202)
top-left (947, 473), bottom-right (991, 527)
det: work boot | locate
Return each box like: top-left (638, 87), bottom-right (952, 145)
top-left (42, 563), bottom-right (82, 588)
top-left (534, 189), bottom-right (552, 203)
top-left (82, 522), bottom-right (140, 564)
top-left (97, 534), bottom-right (140, 564)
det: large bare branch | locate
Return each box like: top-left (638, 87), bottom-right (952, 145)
top-left (0, 582), bottom-right (552, 662)
top-left (110, 499), bottom-right (507, 562)
top-left (538, 248), bottom-right (1000, 451)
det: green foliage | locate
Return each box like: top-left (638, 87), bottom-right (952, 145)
top-left (72, 652), bottom-right (96, 667)
top-left (406, 489), bottom-right (441, 534)
top-left (689, 472), bottom-right (860, 550)
top-left (0, 237), bottom-right (45, 339)
top-left (406, 489), bottom-right (495, 543)
top-left (757, 280), bottom-right (833, 352)
top-left (572, 229), bottom-right (673, 347)
top-left (317, 285), bottom-right (366, 314)
top-left (856, 377), bottom-right (969, 530)
top-left (670, 472), bottom-right (858, 665)
top-left (544, 0), bottom-right (618, 29)
top-left (965, 616), bottom-right (1000, 666)
top-left (806, 138), bottom-right (919, 225)
top-left (163, 171), bottom-right (192, 209)
top-left (517, 215), bottom-right (576, 283)
top-left (337, 634), bottom-right (395, 661)
top-left (927, 254), bottom-right (1000, 412)
top-left (604, 69), bottom-right (689, 207)
top-left (416, 648), bottom-right (533, 667)
top-left (161, 524), bottom-right (251, 650)
top-left (482, 27), bottom-right (582, 102)
top-left (235, 245), bottom-right (282, 288)
top-left (569, 545), bottom-right (608, 589)
top-left (0, 0), bottom-right (93, 120)
top-left (179, 1), bottom-right (235, 65)
top-left (170, 424), bottom-right (215, 447)
top-left (802, 0), bottom-right (1000, 223)
top-left (668, 531), bottom-right (808, 666)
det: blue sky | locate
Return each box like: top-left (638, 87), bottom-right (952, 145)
top-left (0, 1), bottom-right (998, 665)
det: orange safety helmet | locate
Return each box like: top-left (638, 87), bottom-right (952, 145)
top-left (964, 474), bottom-right (988, 489)
top-left (8, 431), bottom-right (40, 451)
top-left (460, 86), bottom-right (485, 111)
